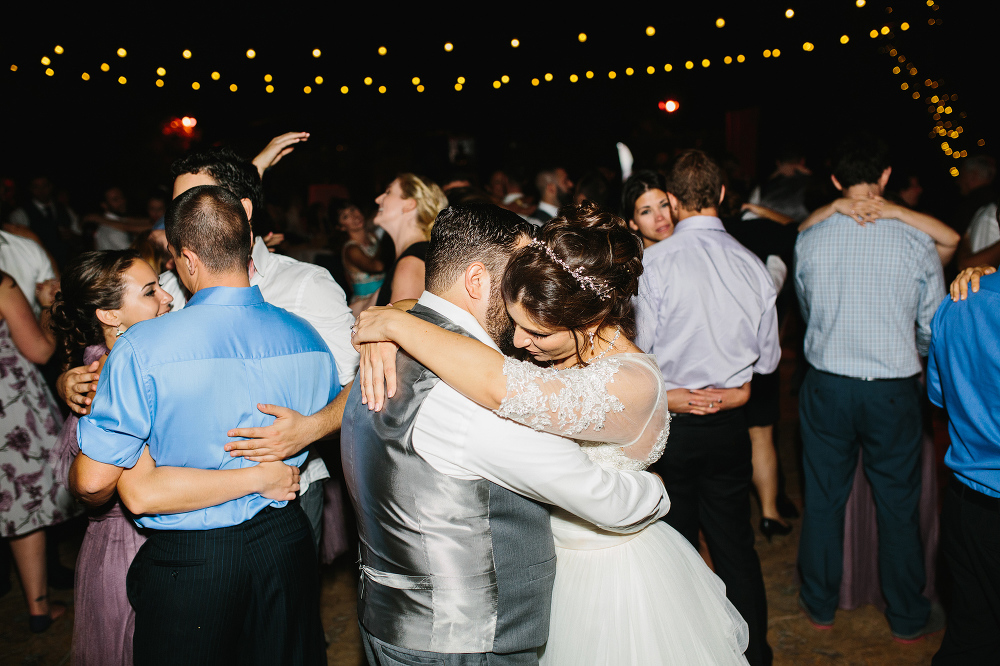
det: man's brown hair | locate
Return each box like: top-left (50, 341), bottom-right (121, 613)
top-left (667, 149), bottom-right (724, 212)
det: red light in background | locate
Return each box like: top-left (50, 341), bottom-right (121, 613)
top-left (664, 100), bottom-right (679, 112)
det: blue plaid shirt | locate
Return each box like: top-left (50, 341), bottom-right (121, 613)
top-left (795, 213), bottom-right (944, 379)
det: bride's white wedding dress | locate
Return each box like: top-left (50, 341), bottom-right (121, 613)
top-left (496, 353), bottom-right (750, 665)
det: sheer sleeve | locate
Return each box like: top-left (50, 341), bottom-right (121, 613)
top-left (495, 355), bottom-right (669, 471)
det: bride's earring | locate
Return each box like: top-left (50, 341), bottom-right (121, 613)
top-left (589, 330), bottom-right (596, 353)
top-left (116, 324), bottom-right (125, 338)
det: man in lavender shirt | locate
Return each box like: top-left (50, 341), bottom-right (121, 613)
top-left (635, 150), bottom-right (779, 666)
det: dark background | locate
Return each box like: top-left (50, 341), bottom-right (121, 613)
top-left (1, 0), bottom-right (992, 218)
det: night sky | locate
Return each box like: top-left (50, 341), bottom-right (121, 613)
top-left (1, 1), bottom-right (991, 217)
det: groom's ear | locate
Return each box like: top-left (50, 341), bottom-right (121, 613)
top-left (463, 262), bottom-right (489, 301)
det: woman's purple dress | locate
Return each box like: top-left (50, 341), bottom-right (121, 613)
top-left (52, 344), bottom-right (147, 666)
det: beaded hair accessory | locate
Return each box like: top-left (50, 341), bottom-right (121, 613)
top-left (529, 238), bottom-right (612, 301)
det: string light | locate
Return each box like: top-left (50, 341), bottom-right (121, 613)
top-left (685, 61), bottom-right (694, 69)
top-left (230, 83), bottom-right (237, 91)
top-left (626, 67), bottom-right (634, 75)
top-left (266, 84), bottom-right (274, 93)
top-left (569, 74), bottom-right (578, 82)
top-left (117, 48), bottom-right (127, 58)
top-left (531, 78), bottom-right (539, 86)
top-left (315, 76), bottom-right (323, 84)
top-left (155, 78), bottom-right (163, 87)
top-left (157, 67), bottom-right (166, 76)
top-left (840, 34), bottom-right (850, 44)
top-left (82, 72), bottom-right (91, 81)
top-left (454, 83), bottom-right (462, 91)
top-left (544, 72), bottom-right (553, 81)
top-left (856, 0), bottom-right (866, 6)
top-left (511, 39), bottom-right (519, 48)
top-left (341, 85), bottom-right (349, 94)
top-left (608, 70), bottom-right (616, 79)
top-left (182, 50), bottom-right (192, 59)
top-left (586, 70), bottom-right (594, 78)
top-left (445, 43), bottom-right (454, 52)
top-left (773, 48), bottom-right (781, 57)
top-left (701, 59), bottom-right (710, 67)
top-left (901, 22), bottom-right (910, 30)
top-left (45, 68), bottom-right (54, 76)
top-left (457, 76), bottom-right (466, 84)
top-left (578, 33), bottom-right (587, 42)
top-left (494, 80), bottom-right (502, 88)
top-left (647, 65), bottom-right (655, 74)
top-left (364, 77), bottom-right (372, 85)
top-left (416, 85), bottom-right (424, 92)
top-left (412, 77), bottom-right (420, 85)
top-left (312, 49), bottom-right (321, 58)
top-left (41, 56), bottom-right (51, 66)
top-left (9, 65), bottom-right (17, 72)
top-left (246, 49), bottom-right (256, 59)
top-left (763, 50), bottom-right (772, 58)
top-left (785, 9), bottom-right (794, 18)
top-left (101, 63), bottom-right (110, 72)
top-left (192, 81), bottom-right (201, 90)
top-left (304, 86), bottom-right (312, 94)
top-left (646, 26), bottom-right (655, 36)
top-left (501, 75), bottom-right (509, 83)
top-left (716, 18), bottom-right (725, 28)
top-left (117, 76), bottom-right (126, 84)
top-left (54, 45), bottom-right (64, 54)
top-left (803, 42), bottom-right (815, 51)
top-left (264, 74), bottom-right (273, 82)
top-left (724, 55), bottom-right (733, 63)
top-left (211, 71), bottom-right (221, 80)
top-left (880, 26), bottom-right (890, 35)
top-left (737, 54), bottom-right (746, 62)
top-left (870, 30), bottom-right (879, 38)
top-left (378, 46), bottom-right (387, 55)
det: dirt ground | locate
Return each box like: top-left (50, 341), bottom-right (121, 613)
top-left (0, 354), bottom-right (945, 665)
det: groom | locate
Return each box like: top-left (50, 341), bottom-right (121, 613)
top-left (342, 203), bottom-right (669, 666)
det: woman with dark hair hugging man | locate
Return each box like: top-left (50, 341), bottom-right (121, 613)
top-left (353, 203), bottom-right (751, 665)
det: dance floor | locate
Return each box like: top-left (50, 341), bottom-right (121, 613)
top-left (0, 353), bottom-right (945, 665)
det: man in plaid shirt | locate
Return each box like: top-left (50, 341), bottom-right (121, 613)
top-left (794, 135), bottom-right (945, 642)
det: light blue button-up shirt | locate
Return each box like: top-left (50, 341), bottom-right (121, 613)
top-left (795, 213), bottom-right (944, 379)
top-left (635, 215), bottom-right (780, 391)
top-left (79, 285), bottom-right (337, 530)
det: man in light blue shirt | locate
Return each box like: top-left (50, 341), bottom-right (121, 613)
top-left (794, 135), bottom-right (944, 642)
top-left (71, 185), bottom-right (334, 665)
top-left (927, 272), bottom-right (1000, 663)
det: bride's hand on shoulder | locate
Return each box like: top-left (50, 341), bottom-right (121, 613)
top-left (359, 340), bottom-right (399, 412)
top-left (351, 305), bottom-right (406, 351)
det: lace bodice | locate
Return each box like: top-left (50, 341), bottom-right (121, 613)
top-left (495, 354), bottom-right (669, 472)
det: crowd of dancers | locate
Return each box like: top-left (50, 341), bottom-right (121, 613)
top-left (0, 130), bottom-right (998, 665)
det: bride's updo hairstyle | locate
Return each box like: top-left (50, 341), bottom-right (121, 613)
top-left (49, 250), bottom-right (141, 368)
top-left (501, 202), bottom-right (644, 363)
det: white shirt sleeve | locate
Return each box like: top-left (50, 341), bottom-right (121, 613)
top-left (412, 381), bottom-right (670, 533)
top-left (967, 203), bottom-right (1000, 255)
top-left (291, 268), bottom-right (359, 386)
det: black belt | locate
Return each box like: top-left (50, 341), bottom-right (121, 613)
top-left (950, 476), bottom-right (1000, 512)
top-left (811, 368), bottom-right (920, 383)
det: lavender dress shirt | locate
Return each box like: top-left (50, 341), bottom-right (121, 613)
top-left (634, 215), bottom-right (780, 391)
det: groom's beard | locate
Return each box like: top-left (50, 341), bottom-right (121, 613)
top-left (486, 284), bottom-right (518, 357)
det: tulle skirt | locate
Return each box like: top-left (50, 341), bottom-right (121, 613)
top-left (540, 509), bottom-right (749, 666)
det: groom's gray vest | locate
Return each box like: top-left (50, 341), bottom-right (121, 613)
top-left (342, 304), bottom-right (557, 654)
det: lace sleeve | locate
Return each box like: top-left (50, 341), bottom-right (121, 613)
top-left (495, 355), bottom-right (669, 470)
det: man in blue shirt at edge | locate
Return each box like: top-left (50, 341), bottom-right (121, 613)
top-left (69, 185), bottom-right (334, 665)
top-left (927, 270), bottom-right (1000, 664)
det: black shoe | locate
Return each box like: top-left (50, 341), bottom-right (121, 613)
top-left (47, 563), bottom-right (75, 590)
top-left (776, 494), bottom-right (800, 519)
top-left (760, 518), bottom-right (793, 541)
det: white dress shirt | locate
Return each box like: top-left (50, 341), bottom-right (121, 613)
top-left (410, 291), bottom-right (670, 532)
top-left (0, 230), bottom-right (55, 313)
top-left (967, 203), bottom-right (999, 254)
top-left (93, 213), bottom-right (132, 251)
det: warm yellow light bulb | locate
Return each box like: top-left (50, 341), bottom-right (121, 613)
top-left (840, 34), bottom-right (850, 44)
top-left (785, 8), bottom-right (794, 18)
top-left (647, 65), bottom-right (655, 74)
top-left (773, 49), bottom-right (781, 57)
top-left (315, 76), bottom-right (323, 84)
top-left (544, 72), bottom-right (553, 81)
top-left (803, 42), bottom-right (814, 51)
top-left (737, 55), bottom-right (746, 63)
top-left (82, 72), bottom-right (91, 81)
top-left (416, 84), bottom-right (424, 92)
top-left (646, 26), bottom-right (655, 36)
top-left (716, 18), bottom-right (725, 28)
top-left (211, 71), bottom-right (220, 80)
top-left (511, 39), bottom-right (519, 48)
top-left (724, 55), bottom-right (733, 63)
top-left (341, 86), bottom-right (349, 94)
top-left (702, 59), bottom-right (710, 67)
top-left (312, 49), bottom-right (321, 58)
top-left (378, 46), bottom-right (387, 55)
top-left (117, 48), bottom-right (127, 58)
top-left (608, 70), bottom-right (616, 79)
top-left (264, 74), bottom-right (272, 82)
top-left (192, 81), bottom-right (201, 90)
top-left (412, 77), bottom-right (420, 85)
top-left (364, 77), bottom-right (373, 85)
top-left (246, 49), bottom-right (256, 59)
top-left (901, 22), bottom-right (910, 30)
top-left (230, 83), bottom-right (237, 92)
top-left (457, 76), bottom-right (466, 84)
top-left (155, 78), bottom-right (164, 87)
top-left (586, 70), bottom-right (594, 78)
top-left (569, 74), bottom-right (578, 82)
top-left (501, 75), bottom-right (509, 83)
top-left (531, 78), bottom-right (539, 86)
top-left (304, 86), bottom-right (312, 94)
top-left (626, 67), bottom-right (634, 75)
top-left (45, 68), bottom-right (54, 76)
top-left (664, 63), bottom-right (673, 72)
top-left (41, 56), bottom-right (51, 66)
top-left (182, 50), bottom-right (192, 59)
top-left (763, 50), bottom-right (772, 58)
top-left (444, 43), bottom-right (453, 52)
top-left (685, 61), bottom-right (694, 69)
top-left (578, 33), bottom-right (587, 42)
top-left (101, 63), bottom-right (110, 72)
top-left (454, 83), bottom-right (462, 91)
top-left (157, 67), bottom-right (166, 76)
top-left (265, 84), bottom-right (274, 93)
top-left (54, 45), bottom-right (64, 54)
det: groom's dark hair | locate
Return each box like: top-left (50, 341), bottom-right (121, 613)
top-left (424, 203), bottom-right (535, 294)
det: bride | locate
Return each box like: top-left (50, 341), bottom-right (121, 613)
top-left (353, 202), bottom-right (750, 665)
